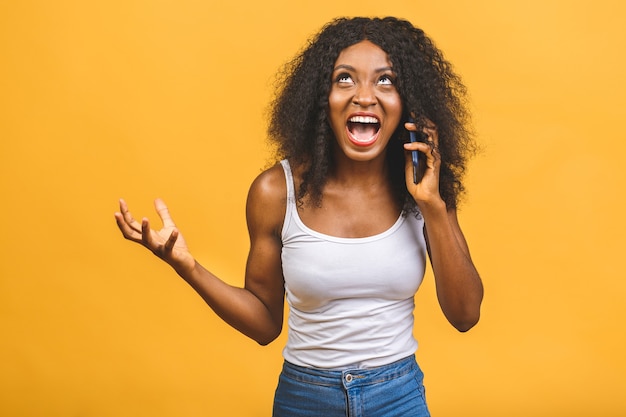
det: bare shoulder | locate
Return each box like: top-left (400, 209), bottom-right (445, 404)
top-left (246, 163), bottom-right (287, 236)
top-left (247, 163), bottom-right (287, 208)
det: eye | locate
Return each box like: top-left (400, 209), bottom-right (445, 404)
top-left (335, 73), bottom-right (354, 84)
top-left (377, 74), bottom-right (395, 85)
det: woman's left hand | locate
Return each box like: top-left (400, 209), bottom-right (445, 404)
top-left (403, 120), bottom-right (483, 332)
top-left (403, 119), bottom-right (442, 208)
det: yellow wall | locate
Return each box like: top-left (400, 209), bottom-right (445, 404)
top-left (1, 1), bottom-right (625, 416)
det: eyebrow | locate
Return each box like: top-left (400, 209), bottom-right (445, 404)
top-left (333, 64), bottom-right (395, 73)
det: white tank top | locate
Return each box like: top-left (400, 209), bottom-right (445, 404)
top-left (280, 160), bottom-right (427, 369)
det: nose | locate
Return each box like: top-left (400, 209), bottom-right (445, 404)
top-left (352, 83), bottom-right (377, 107)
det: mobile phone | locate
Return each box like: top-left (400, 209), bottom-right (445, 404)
top-left (408, 118), bottom-right (421, 184)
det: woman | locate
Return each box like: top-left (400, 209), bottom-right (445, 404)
top-left (115, 16), bottom-right (483, 417)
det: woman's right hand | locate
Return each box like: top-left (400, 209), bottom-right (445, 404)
top-left (114, 198), bottom-right (196, 275)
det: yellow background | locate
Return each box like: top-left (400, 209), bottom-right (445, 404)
top-left (1, 0), bottom-right (625, 416)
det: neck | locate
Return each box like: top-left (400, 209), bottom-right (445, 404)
top-left (329, 150), bottom-right (390, 189)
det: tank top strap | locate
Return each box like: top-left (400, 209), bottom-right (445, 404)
top-left (280, 159), bottom-right (296, 239)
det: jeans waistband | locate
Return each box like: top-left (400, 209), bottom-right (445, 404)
top-left (281, 355), bottom-right (418, 388)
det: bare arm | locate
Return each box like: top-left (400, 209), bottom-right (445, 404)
top-left (421, 204), bottom-right (483, 331)
top-left (114, 166), bottom-right (286, 345)
top-left (404, 121), bottom-right (484, 332)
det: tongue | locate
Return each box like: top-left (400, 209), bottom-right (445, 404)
top-left (350, 123), bottom-right (378, 141)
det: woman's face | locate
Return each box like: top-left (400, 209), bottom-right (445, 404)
top-left (327, 40), bottom-right (403, 163)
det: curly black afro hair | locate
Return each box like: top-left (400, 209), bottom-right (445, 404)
top-left (268, 16), bottom-right (477, 211)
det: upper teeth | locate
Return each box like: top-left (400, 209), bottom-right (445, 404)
top-left (349, 116), bottom-right (378, 124)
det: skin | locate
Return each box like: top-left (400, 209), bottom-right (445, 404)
top-left (303, 40), bottom-right (403, 237)
top-left (114, 40), bottom-right (483, 346)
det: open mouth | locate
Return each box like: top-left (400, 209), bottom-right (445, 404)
top-left (347, 115), bottom-right (381, 146)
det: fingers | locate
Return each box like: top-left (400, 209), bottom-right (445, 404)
top-left (115, 198), bottom-right (179, 257)
top-left (115, 199), bottom-right (143, 242)
top-left (115, 212), bottom-right (139, 242)
top-left (403, 119), bottom-right (443, 204)
top-left (403, 122), bottom-right (440, 164)
top-left (141, 216), bottom-right (178, 258)
top-left (163, 228), bottom-right (179, 253)
top-left (154, 198), bottom-right (176, 228)
top-left (118, 198), bottom-right (142, 232)
top-left (422, 122), bottom-right (439, 154)
top-left (140, 217), bottom-right (161, 253)
top-left (424, 126), bottom-right (440, 164)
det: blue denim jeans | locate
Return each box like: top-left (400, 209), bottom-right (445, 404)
top-left (272, 355), bottom-right (430, 417)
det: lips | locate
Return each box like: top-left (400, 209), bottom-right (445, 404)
top-left (346, 115), bottom-right (381, 147)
